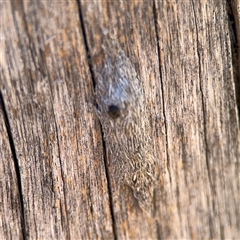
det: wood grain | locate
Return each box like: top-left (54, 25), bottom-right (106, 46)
top-left (1, 1), bottom-right (114, 239)
top-left (81, 1), bottom-right (167, 239)
top-left (82, 0), bottom-right (240, 238)
top-left (0, 94), bottom-right (23, 239)
top-left (154, 1), bottom-right (240, 238)
top-left (0, 0), bottom-right (239, 239)
top-left (229, 0), bottom-right (240, 110)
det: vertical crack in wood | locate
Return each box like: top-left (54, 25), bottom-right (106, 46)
top-left (226, 0), bottom-right (240, 230)
top-left (98, 124), bottom-right (118, 240)
top-left (152, 0), bottom-right (171, 186)
top-left (75, 0), bottom-right (96, 90)
top-left (0, 91), bottom-right (27, 240)
top-left (11, 1), bottom-right (72, 237)
top-left (76, 1), bottom-right (118, 239)
top-left (191, 1), bottom-right (215, 237)
top-left (227, 0), bottom-right (240, 122)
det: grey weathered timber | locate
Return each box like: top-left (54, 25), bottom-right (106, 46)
top-left (0, 1), bottom-right (114, 239)
top-left (0, 0), bottom-right (240, 239)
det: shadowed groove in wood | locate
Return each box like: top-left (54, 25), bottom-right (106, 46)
top-left (0, 91), bottom-right (27, 240)
top-left (97, 123), bottom-right (118, 240)
top-left (227, 0), bottom-right (240, 120)
top-left (76, 0), bottom-right (96, 90)
top-left (76, 1), bottom-right (118, 239)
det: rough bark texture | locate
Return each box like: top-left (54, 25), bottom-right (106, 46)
top-left (0, 0), bottom-right (239, 239)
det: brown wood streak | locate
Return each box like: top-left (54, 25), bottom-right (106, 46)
top-left (1, 0), bottom-right (113, 239)
top-left (81, 0), bottom-right (240, 238)
top-left (0, 95), bottom-right (23, 238)
top-left (229, 0), bottom-right (240, 111)
top-left (154, 0), bottom-right (240, 238)
top-left (0, 0), bottom-right (239, 239)
top-left (81, 1), bottom-right (166, 239)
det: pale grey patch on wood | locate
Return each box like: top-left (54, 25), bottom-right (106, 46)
top-left (94, 42), bottom-right (156, 214)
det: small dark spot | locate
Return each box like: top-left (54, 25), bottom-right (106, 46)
top-left (95, 102), bottom-right (100, 111)
top-left (108, 105), bottom-right (120, 119)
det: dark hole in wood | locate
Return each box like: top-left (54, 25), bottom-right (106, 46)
top-left (108, 105), bottom-right (120, 119)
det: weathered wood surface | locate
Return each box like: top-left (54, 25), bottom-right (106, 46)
top-left (230, 0), bottom-right (240, 109)
top-left (0, 0), bottom-right (239, 239)
top-left (0, 95), bottom-right (23, 239)
top-left (0, 1), bottom-right (113, 239)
